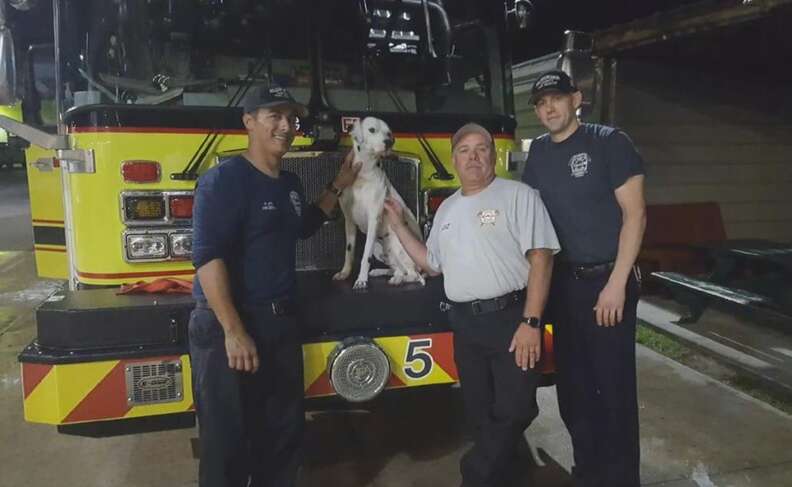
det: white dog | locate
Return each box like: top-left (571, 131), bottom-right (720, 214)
top-left (332, 117), bottom-right (425, 289)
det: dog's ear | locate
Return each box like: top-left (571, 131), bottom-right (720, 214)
top-left (350, 120), bottom-right (365, 148)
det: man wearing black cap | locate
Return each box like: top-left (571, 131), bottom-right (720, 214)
top-left (384, 123), bottom-right (560, 486)
top-left (521, 70), bottom-right (646, 486)
top-left (189, 86), bottom-right (358, 487)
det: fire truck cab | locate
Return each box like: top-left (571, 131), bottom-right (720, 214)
top-left (0, 0), bottom-right (556, 433)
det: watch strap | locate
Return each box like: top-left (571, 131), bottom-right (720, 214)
top-left (326, 181), bottom-right (342, 197)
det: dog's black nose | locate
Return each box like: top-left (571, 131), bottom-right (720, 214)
top-left (385, 138), bottom-right (394, 149)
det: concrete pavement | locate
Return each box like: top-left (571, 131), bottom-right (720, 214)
top-left (2, 252), bottom-right (792, 486)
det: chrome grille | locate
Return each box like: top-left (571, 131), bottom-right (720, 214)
top-left (282, 152), bottom-right (420, 271)
top-left (125, 360), bottom-right (184, 406)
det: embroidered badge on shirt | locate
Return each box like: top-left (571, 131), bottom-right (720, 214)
top-left (261, 202), bottom-right (277, 211)
top-left (569, 152), bottom-right (590, 178)
top-left (478, 209), bottom-right (499, 226)
top-left (289, 190), bottom-right (302, 216)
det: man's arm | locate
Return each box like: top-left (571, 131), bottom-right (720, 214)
top-left (523, 248), bottom-right (554, 319)
top-left (191, 169), bottom-right (258, 372)
top-left (197, 259), bottom-right (259, 373)
top-left (595, 174), bottom-right (646, 326)
top-left (382, 197), bottom-right (441, 276)
top-left (509, 248), bottom-right (554, 370)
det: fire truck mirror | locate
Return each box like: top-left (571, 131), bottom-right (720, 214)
top-left (559, 30), bottom-right (597, 118)
top-left (0, 17), bottom-right (18, 105)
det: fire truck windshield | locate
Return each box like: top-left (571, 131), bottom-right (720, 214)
top-left (57, 0), bottom-right (311, 110)
top-left (54, 0), bottom-right (511, 117)
top-left (320, 0), bottom-right (511, 116)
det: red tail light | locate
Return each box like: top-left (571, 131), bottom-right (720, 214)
top-left (427, 194), bottom-right (448, 214)
top-left (170, 196), bottom-right (194, 219)
top-left (122, 160), bottom-right (160, 183)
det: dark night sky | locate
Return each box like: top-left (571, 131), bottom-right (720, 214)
top-left (8, 0), bottom-right (712, 61)
top-left (511, 0), bottom-right (709, 61)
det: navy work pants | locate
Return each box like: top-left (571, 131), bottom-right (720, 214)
top-left (189, 305), bottom-right (303, 487)
top-left (551, 267), bottom-right (641, 487)
top-left (449, 299), bottom-right (540, 487)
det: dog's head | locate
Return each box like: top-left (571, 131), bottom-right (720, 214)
top-left (350, 117), bottom-right (395, 163)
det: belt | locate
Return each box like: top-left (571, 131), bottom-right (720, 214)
top-left (560, 261), bottom-right (615, 280)
top-left (195, 297), bottom-right (296, 317)
top-left (445, 289), bottom-right (524, 316)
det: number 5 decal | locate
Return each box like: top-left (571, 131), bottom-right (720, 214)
top-left (404, 338), bottom-right (433, 380)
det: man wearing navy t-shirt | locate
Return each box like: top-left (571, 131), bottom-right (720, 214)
top-left (189, 86), bottom-right (358, 487)
top-left (521, 70), bottom-right (647, 487)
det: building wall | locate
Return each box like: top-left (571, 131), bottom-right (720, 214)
top-left (615, 60), bottom-right (792, 241)
top-left (513, 59), bottom-right (792, 241)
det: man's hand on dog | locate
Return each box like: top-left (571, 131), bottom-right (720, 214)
top-left (333, 150), bottom-right (361, 190)
top-left (509, 324), bottom-right (541, 371)
top-left (224, 327), bottom-right (260, 373)
top-left (383, 197), bottom-right (405, 228)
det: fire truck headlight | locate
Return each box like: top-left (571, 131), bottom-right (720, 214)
top-left (125, 234), bottom-right (168, 260)
top-left (327, 338), bottom-right (390, 402)
top-left (170, 233), bottom-right (193, 258)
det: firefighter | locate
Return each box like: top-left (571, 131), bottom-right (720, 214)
top-left (522, 70), bottom-right (647, 487)
top-left (383, 123), bottom-right (559, 487)
top-left (189, 86), bottom-right (358, 487)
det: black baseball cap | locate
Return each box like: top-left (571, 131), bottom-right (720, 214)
top-left (531, 70), bottom-right (578, 104)
top-left (242, 85), bottom-right (308, 117)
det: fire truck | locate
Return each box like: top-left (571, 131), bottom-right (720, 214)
top-left (1, 0), bottom-right (556, 433)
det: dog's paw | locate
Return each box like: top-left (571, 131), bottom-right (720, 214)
top-left (353, 278), bottom-right (369, 290)
top-left (332, 270), bottom-right (350, 281)
top-left (388, 274), bottom-right (404, 286)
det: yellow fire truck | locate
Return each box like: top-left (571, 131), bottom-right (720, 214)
top-left (2, 0), bottom-right (556, 433)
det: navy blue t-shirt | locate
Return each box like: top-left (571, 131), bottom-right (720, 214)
top-left (521, 123), bottom-right (644, 264)
top-left (192, 156), bottom-right (326, 306)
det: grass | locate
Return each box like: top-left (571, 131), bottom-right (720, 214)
top-left (636, 324), bottom-right (689, 362)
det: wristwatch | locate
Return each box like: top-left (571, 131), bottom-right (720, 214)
top-left (520, 316), bottom-right (541, 329)
top-left (326, 181), bottom-right (343, 197)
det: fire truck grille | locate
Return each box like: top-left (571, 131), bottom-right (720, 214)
top-left (282, 151), bottom-right (420, 271)
top-left (124, 360), bottom-right (184, 406)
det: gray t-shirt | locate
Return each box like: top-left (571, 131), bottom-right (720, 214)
top-left (426, 177), bottom-right (560, 302)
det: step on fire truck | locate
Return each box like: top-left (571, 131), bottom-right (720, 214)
top-left (0, 0), bottom-right (565, 433)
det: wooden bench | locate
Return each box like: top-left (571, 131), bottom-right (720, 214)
top-left (639, 202), bottom-right (727, 278)
top-left (651, 271), bottom-right (791, 324)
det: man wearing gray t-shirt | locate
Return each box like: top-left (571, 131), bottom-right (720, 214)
top-left (384, 123), bottom-right (560, 487)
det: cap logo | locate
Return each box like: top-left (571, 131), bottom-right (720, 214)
top-left (269, 86), bottom-right (288, 98)
top-left (535, 74), bottom-right (561, 90)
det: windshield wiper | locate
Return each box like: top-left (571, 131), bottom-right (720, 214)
top-left (171, 58), bottom-right (270, 181)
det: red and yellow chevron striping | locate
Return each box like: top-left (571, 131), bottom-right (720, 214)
top-left (22, 330), bottom-right (551, 426)
top-left (21, 332), bottom-right (466, 425)
top-left (21, 355), bottom-right (194, 425)
top-left (302, 332), bottom-right (459, 398)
